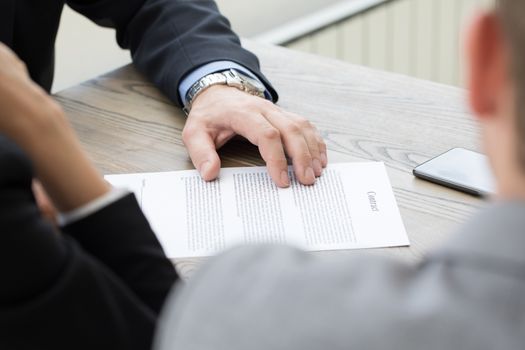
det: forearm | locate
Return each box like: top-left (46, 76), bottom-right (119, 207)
top-left (0, 44), bottom-right (110, 212)
top-left (18, 104), bottom-right (110, 212)
top-left (68, 0), bottom-right (277, 105)
top-left (127, 0), bottom-right (274, 105)
top-left (0, 135), bottom-right (177, 317)
top-left (1, 87), bottom-right (109, 213)
top-left (11, 112), bottom-right (177, 311)
top-left (0, 44), bottom-right (176, 311)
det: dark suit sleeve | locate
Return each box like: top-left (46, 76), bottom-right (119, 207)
top-left (66, 0), bottom-right (279, 106)
top-left (0, 137), bottom-right (177, 350)
top-left (62, 193), bottom-right (178, 314)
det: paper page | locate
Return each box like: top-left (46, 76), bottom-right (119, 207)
top-left (105, 163), bottom-right (409, 258)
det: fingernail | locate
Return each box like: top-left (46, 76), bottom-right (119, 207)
top-left (313, 159), bottom-right (322, 177)
top-left (200, 161), bottom-right (212, 177)
top-left (321, 152), bottom-right (328, 166)
top-left (281, 170), bottom-right (290, 187)
top-left (304, 167), bottom-right (315, 184)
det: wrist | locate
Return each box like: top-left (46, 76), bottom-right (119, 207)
top-left (184, 69), bottom-right (267, 114)
top-left (35, 150), bottom-right (111, 212)
top-left (31, 129), bottom-right (111, 212)
top-left (191, 84), bottom-right (238, 109)
top-left (15, 94), bottom-right (111, 212)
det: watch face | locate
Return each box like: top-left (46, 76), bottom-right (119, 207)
top-left (233, 70), bottom-right (266, 92)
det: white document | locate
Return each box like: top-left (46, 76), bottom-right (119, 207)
top-left (105, 162), bottom-right (409, 258)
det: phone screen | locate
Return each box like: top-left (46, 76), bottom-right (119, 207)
top-left (413, 148), bottom-right (496, 197)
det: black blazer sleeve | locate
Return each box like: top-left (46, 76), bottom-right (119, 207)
top-left (62, 193), bottom-right (178, 314)
top-left (66, 0), bottom-right (279, 106)
top-left (0, 136), bottom-right (178, 350)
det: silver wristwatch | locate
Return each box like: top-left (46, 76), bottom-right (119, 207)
top-left (183, 69), bottom-right (267, 114)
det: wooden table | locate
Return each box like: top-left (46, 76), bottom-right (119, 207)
top-left (55, 41), bottom-right (485, 278)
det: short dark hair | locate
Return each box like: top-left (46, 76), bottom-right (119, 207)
top-left (498, 0), bottom-right (525, 167)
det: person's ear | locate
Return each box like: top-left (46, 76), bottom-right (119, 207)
top-left (466, 12), bottom-right (510, 119)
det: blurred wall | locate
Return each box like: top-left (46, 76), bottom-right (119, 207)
top-left (215, 0), bottom-right (342, 37)
top-left (286, 0), bottom-right (494, 86)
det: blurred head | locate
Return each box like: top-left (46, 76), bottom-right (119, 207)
top-left (467, 0), bottom-right (525, 198)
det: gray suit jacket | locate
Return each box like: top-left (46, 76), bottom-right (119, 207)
top-left (156, 201), bottom-right (525, 349)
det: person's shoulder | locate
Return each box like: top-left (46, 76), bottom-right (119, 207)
top-left (183, 245), bottom-right (308, 293)
top-left (433, 201), bottom-right (525, 271)
top-left (154, 245), bottom-right (419, 350)
top-left (156, 237), bottom-right (525, 350)
top-left (161, 244), bottom-right (311, 304)
top-left (155, 245), bottom-right (312, 350)
top-left (165, 244), bottom-right (404, 308)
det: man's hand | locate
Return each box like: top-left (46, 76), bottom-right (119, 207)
top-left (183, 85), bottom-right (327, 187)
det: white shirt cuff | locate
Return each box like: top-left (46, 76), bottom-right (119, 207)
top-left (58, 187), bottom-right (130, 226)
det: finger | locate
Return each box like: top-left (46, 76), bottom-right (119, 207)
top-left (305, 124), bottom-right (328, 173)
top-left (261, 110), bottom-right (315, 185)
top-left (182, 125), bottom-right (221, 181)
top-left (286, 112), bottom-right (327, 169)
top-left (318, 135), bottom-right (328, 167)
top-left (287, 113), bottom-right (324, 177)
top-left (214, 129), bottom-right (236, 149)
top-left (230, 113), bottom-right (290, 188)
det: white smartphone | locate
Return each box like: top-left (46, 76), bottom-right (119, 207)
top-left (413, 148), bottom-right (496, 197)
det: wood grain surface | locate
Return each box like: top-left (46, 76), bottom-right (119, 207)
top-left (54, 40), bottom-right (485, 279)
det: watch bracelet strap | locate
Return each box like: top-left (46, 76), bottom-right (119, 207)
top-left (183, 72), bottom-right (228, 114)
top-left (183, 69), bottom-right (265, 115)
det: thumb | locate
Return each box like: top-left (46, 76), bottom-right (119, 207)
top-left (183, 128), bottom-right (221, 181)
